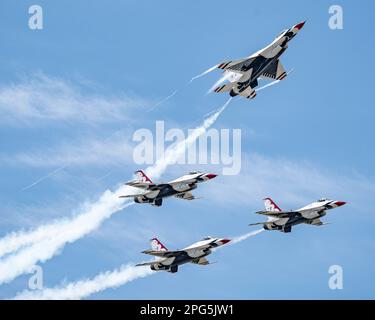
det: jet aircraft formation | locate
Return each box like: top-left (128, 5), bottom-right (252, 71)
top-left (119, 21), bottom-right (347, 273)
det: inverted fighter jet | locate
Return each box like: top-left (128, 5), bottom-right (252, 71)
top-left (213, 21), bottom-right (306, 99)
top-left (249, 197), bottom-right (346, 233)
top-left (136, 237), bottom-right (231, 273)
top-left (119, 170), bottom-right (217, 206)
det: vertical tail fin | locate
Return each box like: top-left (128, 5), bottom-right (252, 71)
top-left (263, 197), bottom-right (282, 212)
top-left (150, 238), bottom-right (168, 251)
top-left (134, 170), bottom-right (153, 184)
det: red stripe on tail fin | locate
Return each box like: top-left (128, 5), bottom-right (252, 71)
top-left (263, 197), bottom-right (282, 212)
top-left (150, 238), bottom-right (168, 251)
top-left (134, 170), bottom-right (153, 184)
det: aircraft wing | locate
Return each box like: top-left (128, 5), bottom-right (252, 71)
top-left (249, 221), bottom-right (274, 227)
top-left (141, 249), bottom-right (181, 258)
top-left (136, 259), bottom-right (167, 267)
top-left (168, 179), bottom-right (197, 187)
top-left (305, 218), bottom-right (329, 226)
top-left (218, 57), bottom-right (255, 74)
top-left (174, 192), bottom-right (195, 201)
top-left (191, 257), bottom-right (210, 265)
top-left (119, 193), bottom-right (147, 198)
top-left (308, 218), bottom-right (323, 226)
top-left (125, 181), bottom-right (156, 189)
top-left (119, 190), bottom-right (155, 199)
top-left (259, 59), bottom-right (287, 81)
top-left (249, 221), bottom-right (267, 226)
top-left (249, 218), bottom-right (290, 227)
top-left (256, 210), bottom-right (296, 218)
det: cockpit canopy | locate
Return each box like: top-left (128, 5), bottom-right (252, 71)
top-left (202, 236), bottom-right (213, 241)
top-left (317, 198), bottom-right (328, 202)
top-left (189, 171), bottom-right (201, 175)
top-left (275, 29), bottom-right (288, 38)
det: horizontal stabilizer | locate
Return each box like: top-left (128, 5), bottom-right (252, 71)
top-left (239, 86), bottom-right (257, 99)
top-left (256, 210), bottom-right (294, 218)
top-left (214, 82), bottom-right (235, 93)
top-left (260, 59), bottom-right (287, 81)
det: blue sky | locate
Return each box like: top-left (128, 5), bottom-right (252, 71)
top-left (0, 0), bottom-right (374, 299)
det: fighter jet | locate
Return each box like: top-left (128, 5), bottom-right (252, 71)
top-left (136, 236), bottom-right (231, 273)
top-left (249, 197), bottom-right (346, 233)
top-left (119, 170), bottom-right (217, 207)
top-left (213, 21), bottom-right (306, 99)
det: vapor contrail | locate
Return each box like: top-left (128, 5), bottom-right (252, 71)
top-left (21, 165), bottom-right (69, 191)
top-left (14, 264), bottom-right (153, 300)
top-left (208, 70), bottom-right (242, 94)
top-left (149, 65), bottom-right (219, 112)
top-left (148, 90), bottom-right (178, 112)
top-left (256, 79), bottom-right (280, 92)
top-left (190, 64), bottom-right (218, 82)
top-left (256, 69), bottom-right (294, 92)
top-left (0, 99), bottom-right (231, 284)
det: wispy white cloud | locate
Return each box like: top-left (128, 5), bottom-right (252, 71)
top-left (206, 153), bottom-right (375, 210)
top-left (0, 73), bottom-right (147, 125)
top-left (1, 132), bottom-right (135, 168)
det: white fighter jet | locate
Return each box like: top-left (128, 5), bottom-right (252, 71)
top-left (119, 170), bottom-right (217, 207)
top-left (213, 21), bottom-right (306, 99)
top-left (136, 237), bottom-right (231, 273)
top-left (249, 197), bottom-right (346, 233)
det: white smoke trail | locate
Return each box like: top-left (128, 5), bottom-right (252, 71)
top-left (0, 200), bottom-right (134, 284)
top-left (190, 64), bottom-right (218, 83)
top-left (208, 70), bottom-right (242, 94)
top-left (145, 97), bottom-right (231, 180)
top-left (230, 229), bottom-right (264, 245)
top-left (0, 99), bottom-right (231, 284)
top-left (14, 264), bottom-right (153, 300)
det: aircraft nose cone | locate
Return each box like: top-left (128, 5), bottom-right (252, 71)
top-left (205, 173), bottom-right (217, 180)
top-left (335, 201), bottom-right (346, 207)
top-left (294, 21), bottom-right (306, 30)
top-left (220, 239), bottom-right (231, 245)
